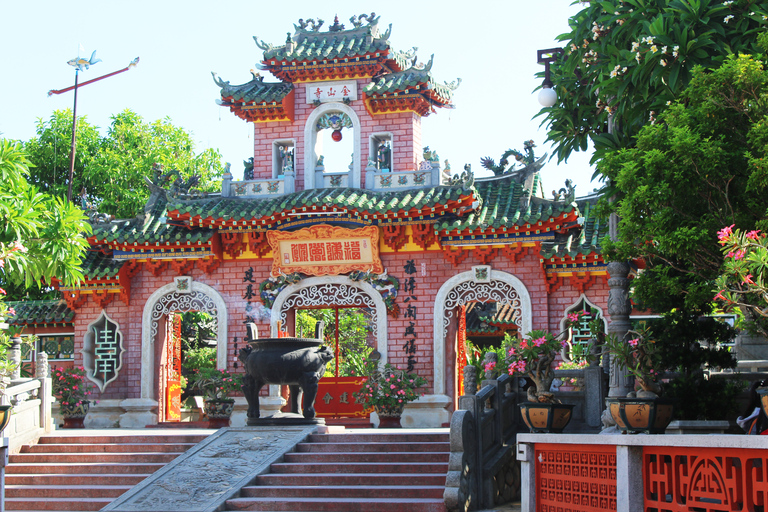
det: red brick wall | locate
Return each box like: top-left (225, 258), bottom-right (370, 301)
top-left (250, 79), bottom-right (422, 190)
top-left (68, 244), bottom-right (609, 407)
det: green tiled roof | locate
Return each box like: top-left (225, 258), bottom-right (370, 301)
top-left (540, 196), bottom-right (605, 259)
top-left (435, 174), bottom-right (577, 233)
top-left (80, 250), bottom-right (124, 280)
top-left (466, 302), bottom-right (518, 333)
top-left (364, 58), bottom-right (459, 105)
top-left (213, 73), bottom-right (293, 103)
top-left (258, 18), bottom-right (391, 63)
top-left (168, 183), bottom-right (475, 224)
top-left (7, 300), bottom-right (74, 326)
top-left (91, 214), bottom-right (213, 246)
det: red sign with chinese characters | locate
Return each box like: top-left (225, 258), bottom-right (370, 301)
top-left (267, 225), bottom-right (383, 277)
top-left (315, 376), bottom-right (373, 418)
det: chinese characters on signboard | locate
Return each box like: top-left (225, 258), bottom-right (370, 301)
top-left (403, 259), bottom-right (418, 371)
top-left (267, 225), bottom-right (383, 277)
top-left (304, 81), bottom-right (357, 104)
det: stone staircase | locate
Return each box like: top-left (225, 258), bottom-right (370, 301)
top-left (4, 431), bottom-right (210, 511)
top-left (225, 430), bottom-right (450, 512)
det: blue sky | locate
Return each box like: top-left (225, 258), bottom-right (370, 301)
top-left (0, 1), bottom-right (600, 194)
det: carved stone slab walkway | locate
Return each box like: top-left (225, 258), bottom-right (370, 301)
top-left (102, 426), bottom-right (317, 512)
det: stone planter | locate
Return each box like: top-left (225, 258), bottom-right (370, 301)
top-left (519, 402), bottom-right (575, 433)
top-left (606, 397), bottom-right (675, 434)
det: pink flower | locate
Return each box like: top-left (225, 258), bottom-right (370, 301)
top-left (7, 308), bottom-right (15, 316)
top-left (717, 224), bottom-right (735, 244)
top-left (533, 336), bottom-right (546, 347)
top-left (727, 249), bottom-right (746, 260)
top-left (714, 290), bottom-right (728, 302)
top-left (746, 230), bottom-right (761, 240)
top-left (483, 361), bottom-right (496, 373)
top-left (561, 339), bottom-right (569, 348)
top-left (628, 338), bottom-right (639, 347)
top-left (744, 274), bottom-right (755, 285)
top-left (10, 241), bottom-right (26, 253)
top-left (520, 341), bottom-right (528, 350)
top-left (507, 347), bottom-right (516, 357)
top-left (390, 384), bottom-right (396, 389)
top-left (0, 287), bottom-right (5, 296)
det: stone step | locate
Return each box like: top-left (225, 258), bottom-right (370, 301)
top-left (22, 442), bottom-right (195, 453)
top-left (5, 497), bottom-right (111, 511)
top-left (307, 433), bottom-right (449, 444)
top-left (225, 496), bottom-right (447, 511)
top-left (37, 434), bottom-right (208, 445)
top-left (6, 473), bottom-right (149, 486)
top-left (10, 452), bottom-right (181, 464)
top-left (255, 472), bottom-right (448, 487)
top-left (269, 461), bottom-right (449, 474)
top-left (295, 441), bottom-right (450, 452)
top-left (6, 484), bottom-right (132, 498)
top-left (240, 484), bottom-right (445, 499)
top-left (5, 462), bottom-right (167, 474)
top-left (283, 451), bottom-right (448, 463)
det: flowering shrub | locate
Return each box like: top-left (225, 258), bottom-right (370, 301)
top-left (188, 368), bottom-right (242, 401)
top-left (715, 226), bottom-right (768, 336)
top-left (354, 358), bottom-right (427, 414)
top-left (52, 366), bottom-right (96, 412)
top-left (506, 330), bottom-right (569, 403)
top-left (556, 359), bottom-right (588, 388)
top-left (602, 327), bottom-right (663, 397)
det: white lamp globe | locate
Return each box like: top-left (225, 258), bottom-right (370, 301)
top-left (538, 87), bottom-right (557, 107)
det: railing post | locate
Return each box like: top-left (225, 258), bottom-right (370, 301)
top-left (516, 441), bottom-right (535, 511)
top-left (583, 366), bottom-right (606, 428)
top-left (616, 445), bottom-right (643, 512)
top-left (35, 353), bottom-right (52, 434)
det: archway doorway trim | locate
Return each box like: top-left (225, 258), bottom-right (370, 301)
top-left (432, 269), bottom-right (532, 395)
top-left (303, 102), bottom-right (362, 190)
top-left (140, 279), bottom-right (228, 399)
top-left (271, 275), bottom-right (388, 363)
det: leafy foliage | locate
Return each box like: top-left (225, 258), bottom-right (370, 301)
top-left (0, 140), bottom-right (91, 292)
top-left (51, 366), bottom-right (96, 412)
top-left (22, 110), bottom-right (224, 219)
top-left (353, 356), bottom-right (427, 413)
top-left (296, 308), bottom-right (373, 377)
top-left (537, 0), bottom-right (768, 164)
top-left (665, 370), bottom-right (745, 420)
top-left (187, 367), bottom-right (242, 401)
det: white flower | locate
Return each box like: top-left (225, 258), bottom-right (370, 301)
top-left (622, 67), bottom-right (628, 73)
top-left (631, 42), bottom-right (640, 52)
top-left (636, 52), bottom-right (642, 63)
top-left (666, 101), bottom-right (672, 106)
top-left (661, 46), bottom-right (668, 54)
top-left (723, 1), bottom-right (733, 5)
top-left (660, 59), bottom-right (667, 67)
top-left (673, 45), bottom-right (680, 57)
top-left (650, 45), bottom-right (658, 53)
top-left (724, 15), bottom-right (734, 23)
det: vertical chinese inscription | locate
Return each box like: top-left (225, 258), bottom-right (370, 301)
top-left (403, 259), bottom-right (418, 371)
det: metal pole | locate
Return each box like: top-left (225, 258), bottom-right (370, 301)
top-left (66, 70), bottom-right (79, 203)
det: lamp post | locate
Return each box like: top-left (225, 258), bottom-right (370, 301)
top-left (534, 47), bottom-right (633, 401)
top-left (49, 54), bottom-right (139, 203)
top-left (536, 48), bottom-right (563, 107)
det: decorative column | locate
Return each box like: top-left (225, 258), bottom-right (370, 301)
top-left (606, 261), bottom-right (632, 397)
top-left (8, 337), bottom-right (22, 382)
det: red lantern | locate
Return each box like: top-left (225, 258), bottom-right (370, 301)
top-left (331, 129), bottom-right (342, 142)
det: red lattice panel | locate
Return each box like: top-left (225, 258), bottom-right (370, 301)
top-left (536, 444), bottom-right (617, 512)
top-left (644, 446), bottom-right (768, 512)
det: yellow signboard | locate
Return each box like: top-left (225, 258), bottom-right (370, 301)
top-left (267, 225), bottom-right (383, 277)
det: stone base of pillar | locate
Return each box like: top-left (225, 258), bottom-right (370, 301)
top-left (118, 398), bottom-right (158, 428)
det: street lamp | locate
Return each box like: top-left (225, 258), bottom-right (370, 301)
top-left (536, 48), bottom-right (563, 107)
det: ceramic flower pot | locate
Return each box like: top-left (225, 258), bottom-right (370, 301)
top-left (606, 397), bottom-right (675, 434)
top-left (61, 401), bottom-right (90, 429)
top-left (204, 398), bottom-right (234, 428)
top-left (375, 405), bottom-right (405, 428)
top-left (519, 402), bottom-right (575, 433)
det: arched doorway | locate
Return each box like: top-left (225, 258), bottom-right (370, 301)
top-left (271, 276), bottom-right (387, 420)
top-left (433, 270), bottom-right (532, 405)
top-left (303, 103), bottom-right (362, 189)
top-left (140, 278), bottom-right (228, 414)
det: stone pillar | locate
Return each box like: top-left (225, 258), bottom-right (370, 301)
top-left (607, 261), bottom-right (632, 397)
top-left (463, 365), bottom-right (478, 396)
top-left (8, 337), bottom-right (22, 382)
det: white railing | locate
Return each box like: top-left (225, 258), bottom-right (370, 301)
top-left (221, 171), bottom-right (295, 198)
top-left (2, 353), bottom-right (53, 454)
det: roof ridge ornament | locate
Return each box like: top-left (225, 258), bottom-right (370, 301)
top-left (350, 12), bottom-right (377, 29)
top-left (329, 15), bottom-right (345, 32)
top-left (295, 18), bottom-right (325, 32)
top-left (253, 36), bottom-right (273, 51)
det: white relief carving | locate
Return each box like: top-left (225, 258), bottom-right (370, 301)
top-left (442, 280), bottom-right (523, 342)
top-left (82, 310), bottom-right (125, 391)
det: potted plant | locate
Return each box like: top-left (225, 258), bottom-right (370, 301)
top-left (51, 366), bottom-right (96, 428)
top-left (506, 330), bottom-right (575, 433)
top-left (354, 355), bottom-right (427, 428)
top-left (602, 328), bottom-right (675, 434)
top-left (187, 367), bottom-right (242, 428)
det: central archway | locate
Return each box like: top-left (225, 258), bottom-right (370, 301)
top-left (271, 276), bottom-right (388, 362)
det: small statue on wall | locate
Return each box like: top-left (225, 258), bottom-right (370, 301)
top-left (377, 141), bottom-right (391, 171)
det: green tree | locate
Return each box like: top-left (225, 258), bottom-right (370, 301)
top-left (538, 0), bottom-right (768, 163)
top-left (23, 109), bottom-right (224, 219)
